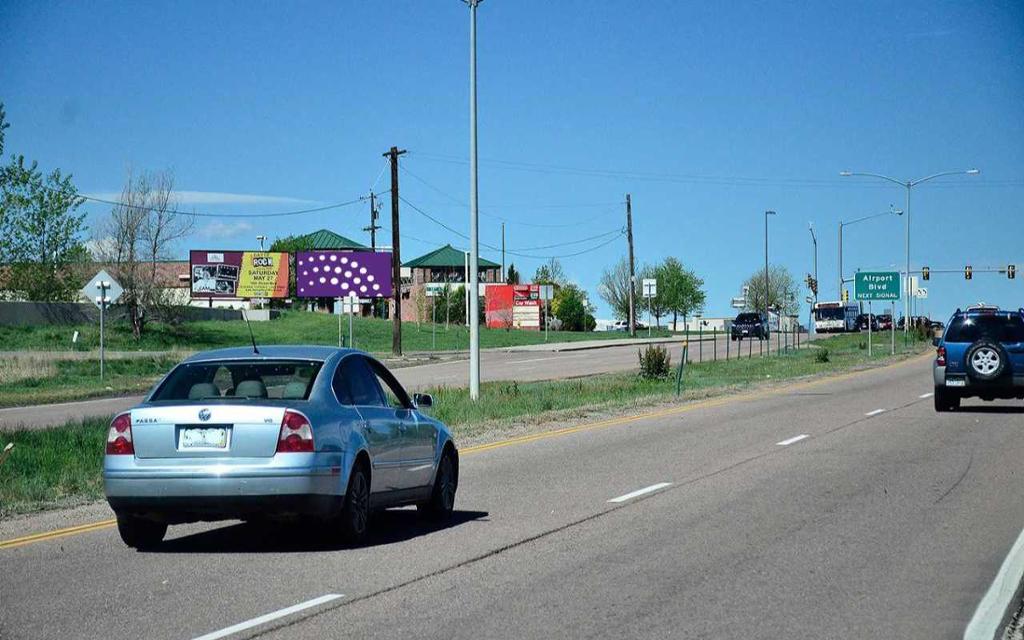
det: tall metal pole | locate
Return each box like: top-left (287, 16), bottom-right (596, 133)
top-left (765, 210), bottom-right (775, 323)
top-left (838, 223), bottom-right (843, 299)
top-left (904, 183), bottom-right (911, 341)
top-left (501, 222), bottom-right (505, 281)
top-left (626, 194), bottom-right (636, 337)
top-left (467, 0), bottom-right (481, 399)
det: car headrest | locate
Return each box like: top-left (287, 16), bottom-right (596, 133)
top-left (234, 380), bottom-right (268, 399)
top-left (188, 382), bottom-right (220, 400)
top-left (282, 381), bottom-right (308, 399)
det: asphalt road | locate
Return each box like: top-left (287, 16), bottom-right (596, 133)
top-left (3, 356), bottom-right (1023, 639)
top-left (1, 333), bottom-right (774, 429)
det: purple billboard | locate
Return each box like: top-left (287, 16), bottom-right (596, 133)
top-left (296, 251), bottom-right (393, 298)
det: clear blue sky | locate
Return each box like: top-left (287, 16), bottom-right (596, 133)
top-left (2, 1), bottom-right (1022, 321)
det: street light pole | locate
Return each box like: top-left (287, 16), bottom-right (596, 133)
top-left (840, 168), bottom-right (979, 337)
top-left (765, 210), bottom-right (776, 323)
top-left (808, 222), bottom-right (817, 302)
top-left (837, 208), bottom-right (903, 300)
top-left (466, 0), bottom-right (482, 400)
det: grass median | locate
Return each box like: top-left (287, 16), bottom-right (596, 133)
top-left (0, 310), bottom-right (672, 354)
top-left (0, 333), bottom-right (930, 518)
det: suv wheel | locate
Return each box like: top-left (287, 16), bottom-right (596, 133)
top-left (934, 387), bottom-right (960, 412)
top-left (965, 340), bottom-right (1008, 382)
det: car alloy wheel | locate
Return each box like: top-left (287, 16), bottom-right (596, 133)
top-left (340, 466), bottom-right (370, 543)
top-left (437, 455), bottom-right (456, 512)
top-left (970, 347), bottom-right (1001, 376)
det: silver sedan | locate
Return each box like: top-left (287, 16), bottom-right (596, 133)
top-left (103, 345), bottom-right (458, 549)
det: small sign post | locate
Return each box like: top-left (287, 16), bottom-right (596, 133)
top-left (539, 285), bottom-right (554, 341)
top-left (642, 279), bottom-right (657, 337)
top-left (82, 270), bottom-right (123, 381)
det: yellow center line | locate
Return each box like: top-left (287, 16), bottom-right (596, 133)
top-left (0, 352), bottom-right (929, 551)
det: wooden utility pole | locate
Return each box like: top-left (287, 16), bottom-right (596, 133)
top-left (363, 191), bottom-right (381, 250)
top-left (384, 146), bottom-right (406, 356)
top-left (626, 193), bottom-right (636, 337)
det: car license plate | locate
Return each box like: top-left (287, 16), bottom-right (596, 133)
top-left (946, 379), bottom-right (966, 388)
top-left (180, 427), bottom-right (229, 449)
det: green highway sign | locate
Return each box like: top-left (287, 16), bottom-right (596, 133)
top-left (855, 271), bottom-right (901, 301)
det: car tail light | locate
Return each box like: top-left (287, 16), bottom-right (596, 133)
top-left (106, 413), bottom-right (134, 455)
top-left (277, 410), bottom-right (314, 453)
top-left (936, 346), bottom-right (947, 367)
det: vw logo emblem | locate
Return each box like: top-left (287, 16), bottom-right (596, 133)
top-left (198, 408), bottom-right (211, 422)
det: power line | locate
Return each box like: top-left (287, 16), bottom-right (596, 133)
top-left (77, 192), bottom-right (386, 218)
top-left (400, 163), bottom-right (619, 227)
top-left (512, 228), bottom-right (624, 252)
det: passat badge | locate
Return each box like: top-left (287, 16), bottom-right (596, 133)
top-left (198, 408), bottom-right (211, 422)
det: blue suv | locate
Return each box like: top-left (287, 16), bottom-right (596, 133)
top-left (932, 306), bottom-right (1024, 411)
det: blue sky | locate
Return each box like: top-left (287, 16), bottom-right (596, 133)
top-left (2, 1), bottom-right (1022, 321)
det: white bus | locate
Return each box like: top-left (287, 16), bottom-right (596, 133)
top-left (813, 301), bottom-right (859, 333)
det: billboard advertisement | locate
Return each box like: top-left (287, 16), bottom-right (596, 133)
top-left (296, 250), bottom-right (393, 298)
top-left (189, 250), bottom-right (290, 299)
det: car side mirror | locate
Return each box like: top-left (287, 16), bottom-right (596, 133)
top-left (931, 337), bottom-right (940, 347)
top-left (414, 393), bottom-right (434, 410)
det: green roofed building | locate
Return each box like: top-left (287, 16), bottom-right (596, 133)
top-left (399, 244), bottom-right (502, 322)
top-left (281, 228), bottom-right (369, 251)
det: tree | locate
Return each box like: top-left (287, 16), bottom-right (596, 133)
top-left (552, 283), bottom-right (595, 332)
top-left (93, 169), bottom-right (194, 338)
top-left (0, 103), bottom-right (88, 301)
top-left (505, 262), bottom-right (520, 285)
top-left (659, 257), bottom-right (706, 329)
top-left (598, 256), bottom-right (632, 320)
top-left (533, 258), bottom-right (567, 286)
top-left (741, 264), bottom-right (799, 316)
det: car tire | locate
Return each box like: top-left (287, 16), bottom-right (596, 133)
top-left (965, 340), bottom-right (1008, 382)
top-left (338, 463), bottom-right (371, 544)
top-left (419, 448), bottom-right (458, 520)
top-left (934, 387), bottom-right (960, 412)
top-left (116, 515), bottom-right (167, 550)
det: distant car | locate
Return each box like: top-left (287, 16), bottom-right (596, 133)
top-left (611, 320), bottom-right (647, 331)
top-left (731, 312), bottom-right (770, 341)
top-left (104, 346), bottom-right (459, 549)
top-left (877, 314), bottom-right (894, 331)
top-left (856, 313), bottom-right (879, 331)
top-left (932, 307), bottom-right (1024, 411)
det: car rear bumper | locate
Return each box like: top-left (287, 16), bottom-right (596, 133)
top-left (934, 366), bottom-right (1024, 397)
top-left (104, 458), bottom-right (345, 521)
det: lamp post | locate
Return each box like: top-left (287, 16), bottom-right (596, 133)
top-left (764, 210), bottom-right (776, 324)
top-left (837, 207), bottom-right (903, 299)
top-left (840, 168), bottom-right (979, 336)
top-left (465, 0), bottom-right (482, 400)
top-left (808, 222), bottom-right (818, 301)
top-left (256, 235), bottom-right (266, 252)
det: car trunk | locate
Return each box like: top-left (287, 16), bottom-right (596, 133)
top-left (130, 403), bottom-right (287, 459)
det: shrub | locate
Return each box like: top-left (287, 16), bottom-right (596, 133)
top-left (858, 341), bottom-right (867, 350)
top-left (638, 345), bottom-right (672, 379)
top-left (815, 348), bottom-right (830, 363)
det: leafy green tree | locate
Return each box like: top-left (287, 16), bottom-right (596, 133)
top-left (552, 283), bottom-right (595, 331)
top-left (659, 257), bottom-right (706, 329)
top-left (0, 103), bottom-right (87, 301)
top-left (741, 264), bottom-right (799, 316)
top-left (505, 262), bottom-right (520, 285)
top-left (533, 258), bottom-right (567, 286)
top-left (598, 256), bottom-right (632, 321)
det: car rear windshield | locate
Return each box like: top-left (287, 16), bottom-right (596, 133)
top-left (150, 359), bottom-right (324, 401)
top-left (945, 315), bottom-right (1024, 344)
top-left (735, 313), bottom-right (760, 323)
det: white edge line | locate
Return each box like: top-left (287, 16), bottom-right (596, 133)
top-left (920, 392), bottom-right (934, 398)
top-left (865, 408), bottom-right (886, 416)
top-left (776, 434), bottom-right (809, 446)
top-left (608, 482), bottom-right (672, 503)
top-left (964, 525), bottom-right (1024, 640)
top-left (191, 593), bottom-right (344, 640)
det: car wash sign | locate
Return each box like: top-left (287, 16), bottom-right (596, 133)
top-left (855, 271), bottom-right (901, 301)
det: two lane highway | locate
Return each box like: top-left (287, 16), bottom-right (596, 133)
top-left (3, 356), bottom-right (1019, 639)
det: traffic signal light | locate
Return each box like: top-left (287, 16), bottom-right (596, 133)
top-left (842, 289), bottom-right (849, 303)
top-left (1009, 264), bottom-right (1016, 280)
top-left (922, 266), bottom-right (930, 281)
top-left (965, 265), bottom-right (973, 280)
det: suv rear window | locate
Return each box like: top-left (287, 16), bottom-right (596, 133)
top-left (151, 359), bottom-right (324, 401)
top-left (945, 315), bottom-right (1024, 344)
top-left (735, 313), bottom-right (761, 323)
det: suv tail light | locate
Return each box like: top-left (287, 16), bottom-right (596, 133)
top-left (936, 345), bottom-right (947, 367)
top-left (106, 413), bottom-right (134, 455)
top-left (277, 410), bottom-right (314, 453)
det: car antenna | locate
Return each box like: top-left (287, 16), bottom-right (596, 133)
top-left (241, 309), bottom-right (260, 354)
